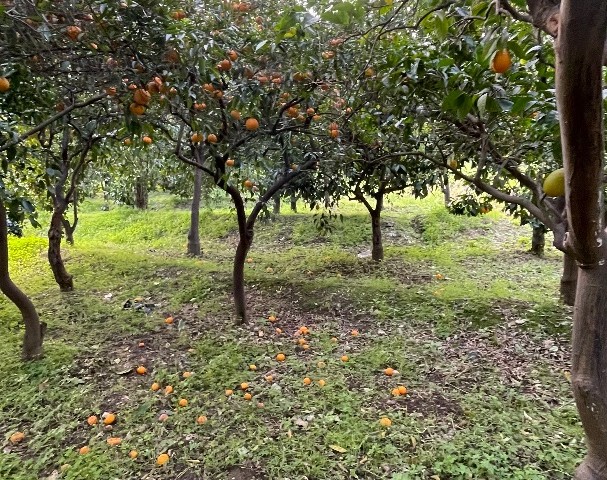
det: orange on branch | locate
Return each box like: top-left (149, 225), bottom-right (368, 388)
top-left (491, 49), bottom-right (512, 74)
top-left (133, 89), bottom-right (151, 106)
top-left (245, 118), bottom-right (259, 131)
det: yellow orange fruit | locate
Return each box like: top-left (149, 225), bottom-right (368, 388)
top-left (265, 375), bottom-right (273, 382)
top-left (244, 392), bottom-right (252, 400)
top-left (136, 366), bottom-right (147, 375)
top-left (203, 83), bottom-right (215, 93)
top-left (398, 385), bottom-right (407, 395)
top-left (543, 168), bottom-right (565, 197)
top-left (183, 371), bottom-right (193, 378)
top-left (178, 398), bottom-right (188, 407)
top-left (303, 377), bottom-right (312, 385)
top-left (268, 315), bottom-right (277, 322)
top-left (491, 49), bottom-right (512, 74)
top-left (165, 316), bottom-right (174, 324)
top-left (191, 132), bottom-right (203, 143)
top-left (142, 136), bottom-right (152, 145)
top-left (156, 453), bottom-right (170, 466)
top-left (329, 129), bottom-right (339, 138)
top-left (379, 417), bottom-right (392, 427)
top-left (391, 388), bottom-right (401, 397)
top-left (79, 445), bottom-right (90, 454)
top-left (197, 415), bottom-right (208, 424)
top-left (225, 159), bottom-right (235, 167)
top-left (133, 89), bottom-right (151, 106)
top-left (164, 385), bottom-right (174, 395)
top-left (230, 110), bottom-right (242, 120)
top-left (225, 389), bottom-right (234, 396)
top-left (275, 328), bottom-right (282, 334)
top-left (87, 415), bottom-right (98, 426)
top-left (129, 103), bottom-right (145, 116)
top-left (384, 367), bottom-right (395, 377)
top-left (102, 413), bottom-right (116, 425)
top-left (341, 355), bottom-right (349, 362)
top-left (107, 437), bottom-right (122, 446)
top-left (129, 450), bottom-right (138, 459)
top-left (318, 379), bottom-right (326, 387)
top-left (194, 102), bottom-right (206, 111)
top-left (245, 118), bottom-right (259, 131)
top-left (240, 382), bottom-right (249, 390)
top-left (243, 179), bottom-right (254, 189)
top-left (123, 138), bottom-right (132, 146)
top-left (0, 77), bottom-right (10, 92)
top-left (66, 25), bottom-right (82, 40)
top-left (228, 50), bottom-right (238, 61)
top-left (364, 67), bottom-right (375, 77)
top-left (9, 432), bottom-right (25, 444)
top-left (276, 353), bottom-right (286, 362)
top-left (171, 10), bottom-right (186, 20)
top-left (207, 133), bottom-right (218, 143)
top-left (217, 59), bottom-right (232, 71)
top-left (249, 364), bottom-right (257, 371)
top-left (151, 382), bottom-right (160, 391)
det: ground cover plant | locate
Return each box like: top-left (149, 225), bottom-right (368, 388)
top-left (0, 193), bottom-right (583, 479)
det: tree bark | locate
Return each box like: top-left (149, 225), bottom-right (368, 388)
top-left (530, 224), bottom-right (546, 256)
top-left (290, 193), bottom-right (297, 212)
top-left (48, 207), bottom-right (73, 291)
top-left (370, 208), bottom-right (384, 261)
top-left (560, 252), bottom-right (577, 306)
top-left (273, 195), bottom-right (281, 215)
top-left (61, 191), bottom-right (78, 246)
top-left (134, 178), bottom-right (148, 209)
top-left (441, 173), bottom-right (451, 206)
top-left (228, 188), bottom-right (251, 325)
top-left (0, 200), bottom-right (44, 360)
top-left (187, 165), bottom-right (202, 256)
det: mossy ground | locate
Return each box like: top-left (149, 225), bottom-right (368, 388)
top-left (0, 193), bottom-right (581, 479)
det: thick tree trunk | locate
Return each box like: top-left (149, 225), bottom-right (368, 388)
top-left (560, 252), bottom-right (577, 306)
top-left (530, 224), bottom-right (546, 256)
top-left (0, 200), bottom-right (44, 360)
top-left (290, 193), bottom-right (297, 212)
top-left (571, 264), bottom-right (607, 479)
top-left (233, 230), bottom-right (252, 325)
top-left (187, 166), bottom-right (202, 256)
top-left (370, 208), bottom-right (384, 261)
top-left (273, 195), bottom-right (280, 215)
top-left (48, 208), bottom-right (73, 291)
top-left (134, 178), bottom-right (148, 209)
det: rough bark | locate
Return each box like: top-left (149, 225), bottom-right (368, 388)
top-left (530, 224), bottom-right (546, 256)
top-left (441, 174), bottom-right (451, 206)
top-left (273, 195), bottom-right (281, 215)
top-left (560, 252), bottom-right (577, 306)
top-left (0, 200), bottom-right (45, 360)
top-left (61, 191), bottom-right (78, 245)
top-left (554, 1), bottom-right (607, 478)
top-left (229, 188), bottom-right (251, 325)
top-left (48, 207), bottom-right (73, 291)
top-left (370, 208), bottom-right (383, 261)
top-left (525, 0), bottom-right (560, 35)
top-left (290, 193), bottom-right (297, 212)
top-left (187, 165), bottom-right (202, 256)
top-left (134, 179), bottom-right (148, 209)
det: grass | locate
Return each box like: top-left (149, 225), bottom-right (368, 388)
top-left (0, 192), bottom-right (581, 479)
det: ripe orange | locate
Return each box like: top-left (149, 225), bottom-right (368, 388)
top-left (142, 136), bottom-right (152, 145)
top-left (87, 415), bottom-right (98, 426)
top-left (303, 377), bottom-right (312, 385)
top-left (128, 83), bottom-right (138, 91)
top-left (243, 392), bottom-right (252, 400)
top-left (194, 102), bottom-right (206, 110)
top-left (151, 382), bottom-right (160, 391)
top-left (329, 129), bottom-right (339, 138)
top-left (0, 77), bottom-right (10, 92)
top-left (391, 388), bottom-right (401, 397)
top-left (107, 437), bottom-right (122, 446)
top-left (197, 415), bottom-right (208, 424)
top-left (218, 59), bottom-right (232, 71)
top-left (133, 89), bottom-right (151, 106)
top-left (191, 132), bottom-right (203, 143)
top-left (136, 366), bottom-right (147, 375)
top-left (398, 386), bottom-right (407, 395)
top-left (341, 355), bottom-right (349, 362)
top-left (245, 118), bottom-right (259, 131)
top-left (156, 453), bottom-right (170, 466)
top-left (9, 432), bottom-right (25, 444)
top-left (147, 81), bottom-right (160, 94)
top-left (123, 138), bottom-right (132, 146)
top-left (306, 107), bottom-right (315, 116)
top-left (225, 159), bottom-right (235, 167)
top-left (318, 379), bottom-right (326, 387)
top-left (129, 450), bottom-right (138, 459)
top-left (322, 51), bottom-right (335, 60)
top-left (249, 364), bottom-right (257, 371)
top-left (79, 445), bottom-right (90, 454)
top-left (66, 25), bottom-right (81, 40)
top-left (491, 49), bottom-right (512, 73)
top-left (165, 316), bottom-right (174, 324)
top-left (171, 10), bottom-right (186, 20)
top-left (276, 353), bottom-right (286, 362)
top-left (183, 371), bottom-right (193, 378)
top-left (240, 382), bottom-right (249, 390)
top-left (105, 86), bottom-right (117, 96)
top-left (230, 110), bottom-right (242, 120)
top-left (225, 389), bottom-right (234, 396)
top-left (164, 385), bottom-right (173, 395)
top-left (203, 83), bottom-right (215, 93)
top-left (129, 103), bottom-right (145, 116)
top-left (207, 133), bottom-right (218, 144)
top-left (102, 413), bottom-right (116, 425)
top-left (364, 67), bottom-right (375, 77)
top-left (178, 398), bottom-right (188, 407)
top-left (243, 179), bottom-right (254, 189)
top-left (268, 315), bottom-right (277, 322)
top-left (228, 50), bottom-right (239, 61)
top-left (379, 417), bottom-right (392, 427)
top-left (384, 367), bottom-right (395, 376)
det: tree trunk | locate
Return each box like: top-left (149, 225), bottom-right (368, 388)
top-left (530, 224), bottom-right (546, 256)
top-left (571, 264), bottom-right (607, 479)
top-left (273, 195), bottom-right (281, 215)
top-left (48, 207), bottom-right (73, 291)
top-left (0, 200), bottom-right (44, 360)
top-left (233, 229), bottom-right (252, 325)
top-left (560, 252), bottom-right (577, 306)
top-left (134, 178), bottom-right (148, 209)
top-left (187, 166), bottom-right (202, 256)
top-left (370, 208), bottom-right (384, 261)
top-left (442, 173), bottom-right (451, 206)
top-left (61, 191), bottom-right (78, 245)
top-left (290, 193), bottom-right (297, 212)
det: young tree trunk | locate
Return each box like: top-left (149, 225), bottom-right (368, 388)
top-left (571, 264), bottom-right (607, 479)
top-left (134, 178), bottom-right (148, 209)
top-left (61, 191), bottom-right (78, 245)
top-left (48, 207), bottom-right (73, 291)
top-left (442, 173), bottom-right (451, 206)
top-left (530, 224), bottom-right (546, 257)
top-left (0, 200), bottom-right (44, 360)
top-left (233, 229), bottom-right (253, 324)
top-left (290, 193), bottom-right (297, 212)
top-left (370, 208), bottom-right (384, 261)
top-left (187, 166), bottom-right (202, 256)
top-left (560, 252), bottom-right (578, 306)
top-left (273, 195), bottom-right (281, 215)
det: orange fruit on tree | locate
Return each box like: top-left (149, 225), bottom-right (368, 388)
top-left (79, 445), bottom-right (91, 455)
top-left (227, 49), bottom-right (238, 61)
top-left (147, 81), bottom-right (160, 94)
top-left (164, 385), bottom-right (173, 395)
top-left (156, 453), bottom-right (170, 466)
top-left (136, 366), bottom-right (147, 375)
top-left (123, 138), bottom-right (132, 146)
top-left (303, 377), bottom-right (312, 385)
top-left (384, 367), bottom-right (395, 376)
top-left (196, 415), bottom-right (208, 424)
top-left (151, 382), bottom-right (160, 391)
top-left (245, 118), bottom-right (259, 131)
top-left (129, 103), bottom-right (145, 116)
top-left (191, 132), bottom-right (203, 143)
top-left (312, 114), bottom-right (321, 121)
top-left (225, 159), bottom-right (235, 167)
top-left (107, 437), bottom-right (122, 446)
top-left (178, 398), bottom-right (188, 407)
top-left (379, 417), bottom-right (392, 427)
top-left (203, 83), bottom-right (215, 93)
top-left (230, 110), bottom-right (242, 120)
top-left (102, 413), bottom-right (116, 425)
top-left (218, 59), bottom-right (232, 71)
top-left (133, 89), bottom-right (151, 106)
top-left (87, 415), bottom-right (98, 426)
top-left (142, 136), bottom-right (152, 145)
top-left (128, 83), bottom-right (138, 91)
top-left (66, 25), bottom-right (81, 40)
top-left (207, 133), bottom-right (218, 143)
top-left (129, 450), bottom-right (138, 459)
top-left (171, 10), bottom-right (186, 20)
top-left (364, 67), bottom-right (375, 77)
top-left (491, 49), bottom-right (512, 73)
top-left (306, 107), bottom-right (315, 116)
top-left (105, 86), bottom-right (117, 96)
top-left (0, 77), bottom-right (10, 92)
top-left (276, 353), bottom-right (286, 362)
top-left (243, 179), bottom-right (254, 189)
top-left (9, 432), bottom-right (25, 444)
top-left (194, 102), bottom-right (206, 110)
top-left (329, 129), bottom-right (339, 139)
top-left (398, 385), bottom-right (407, 395)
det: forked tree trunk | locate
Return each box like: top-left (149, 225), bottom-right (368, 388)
top-left (48, 207), bottom-right (73, 291)
top-left (134, 179), bottom-right (148, 209)
top-left (273, 195), bottom-right (280, 215)
top-left (560, 252), bottom-right (577, 306)
top-left (0, 200), bottom-right (44, 360)
top-left (530, 224), bottom-right (546, 256)
top-left (290, 193), bottom-right (297, 212)
top-left (187, 166), bottom-right (202, 256)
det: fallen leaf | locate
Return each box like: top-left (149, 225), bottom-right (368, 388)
top-left (329, 444), bottom-right (347, 453)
